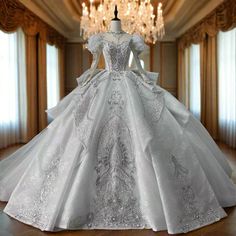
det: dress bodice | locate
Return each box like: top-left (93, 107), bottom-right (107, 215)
top-left (87, 32), bottom-right (147, 72)
top-left (103, 40), bottom-right (131, 71)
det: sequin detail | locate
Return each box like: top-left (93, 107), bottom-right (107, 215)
top-left (108, 88), bottom-right (125, 113)
top-left (103, 40), bottom-right (131, 71)
top-left (73, 84), bottom-right (98, 148)
top-left (170, 155), bottom-right (224, 233)
top-left (69, 89), bottom-right (146, 229)
top-left (134, 76), bottom-right (164, 124)
top-left (5, 146), bottom-right (65, 229)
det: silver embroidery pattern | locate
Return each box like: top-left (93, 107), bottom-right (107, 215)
top-left (73, 85), bottom-right (97, 125)
top-left (134, 77), bottom-right (164, 124)
top-left (108, 71), bottom-right (129, 81)
top-left (108, 89), bottom-right (125, 113)
top-left (103, 40), bottom-right (131, 71)
top-left (69, 89), bottom-right (147, 229)
top-left (170, 155), bottom-right (223, 233)
top-left (7, 146), bottom-right (65, 229)
top-left (73, 84), bottom-right (98, 148)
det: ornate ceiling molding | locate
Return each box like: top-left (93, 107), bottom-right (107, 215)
top-left (178, 0), bottom-right (236, 50)
top-left (0, 0), bottom-right (65, 48)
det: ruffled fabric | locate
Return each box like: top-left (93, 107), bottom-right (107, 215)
top-left (131, 69), bottom-right (159, 84)
top-left (46, 69), bottom-right (159, 120)
top-left (86, 33), bottom-right (103, 54)
top-left (130, 33), bottom-right (149, 55)
top-left (146, 71), bottom-right (159, 83)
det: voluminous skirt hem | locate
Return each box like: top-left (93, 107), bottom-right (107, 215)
top-left (3, 205), bottom-right (227, 234)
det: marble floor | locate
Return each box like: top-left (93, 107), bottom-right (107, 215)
top-left (0, 142), bottom-right (235, 236)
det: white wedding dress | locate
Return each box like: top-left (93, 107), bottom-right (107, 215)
top-left (0, 31), bottom-right (236, 235)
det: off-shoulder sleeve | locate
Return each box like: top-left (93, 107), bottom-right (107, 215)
top-left (131, 33), bottom-right (149, 55)
top-left (87, 33), bottom-right (103, 54)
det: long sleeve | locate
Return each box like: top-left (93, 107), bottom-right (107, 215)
top-left (130, 34), bottom-right (158, 84)
top-left (81, 34), bottom-right (103, 86)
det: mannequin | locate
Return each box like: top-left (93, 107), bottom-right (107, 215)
top-left (110, 5), bottom-right (122, 33)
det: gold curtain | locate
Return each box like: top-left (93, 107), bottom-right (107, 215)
top-left (38, 36), bottom-right (48, 131)
top-left (25, 35), bottom-right (38, 141)
top-left (0, 0), bottom-right (66, 142)
top-left (59, 47), bottom-right (66, 99)
top-left (177, 0), bottom-right (236, 139)
top-left (200, 36), bottom-right (218, 139)
top-left (178, 0), bottom-right (236, 50)
top-left (177, 45), bottom-right (190, 108)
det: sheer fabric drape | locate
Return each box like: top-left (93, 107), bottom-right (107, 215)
top-left (189, 44), bottom-right (201, 119)
top-left (46, 44), bottom-right (60, 110)
top-left (183, 44), bottom-right (201, 119)
top-left (0, 28), bottom-right (27, 149)
top-left (218, 29), bottom-right (236, 148)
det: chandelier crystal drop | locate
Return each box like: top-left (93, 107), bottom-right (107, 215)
top-left (80, 0), bottom-right (165, 44)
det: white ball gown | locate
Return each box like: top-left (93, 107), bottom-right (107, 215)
top-left (0, 31), bottom-right (236, 235)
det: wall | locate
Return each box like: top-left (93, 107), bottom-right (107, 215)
top-left (65, 43), bottom-right (90, 94)
top-left (153, 41), bottom-right (177, 96)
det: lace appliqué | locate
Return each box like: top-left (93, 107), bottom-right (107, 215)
top-left (87, 33), bottom-right (103, 54)
top-left (130, 33), bottom-right (148, 55)
top-left (108, 89), bottom-right (125, 113)
top-left (73, 83), bottom-right (98, 149)
top-left (169, 154), bottom-right (223, 233)
top-left (108, 71), bottom-right (129, 81)
top-left (69, 88), bottom-right (147, 229)
top-left (103, 40), bottom-right (131, 71)
top-left (6, 146), bottom-right (65, 229)
top-left (91, 116), bottom-right (144, 228)
top-left (134, 76), bottom-right (164, 124)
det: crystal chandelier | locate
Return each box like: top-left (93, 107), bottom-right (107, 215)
top-left (80, 0), bottom-right (165, 44)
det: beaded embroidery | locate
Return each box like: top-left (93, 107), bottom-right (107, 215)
top-left (170, 154), bottom-right (223, 233)
top-left (133, 75), bottom-right (164, 124)
top-left (103, 40), bottom-right (131, 71)
top-left (69, 88), bottom-right (147, 229)
top-left (73, 84), bottom-right (98, 148)
top-left (6, 146), bottom-right (65, 229)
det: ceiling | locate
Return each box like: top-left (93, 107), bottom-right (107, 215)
top-left (19, 0), bottom-right (224, 42)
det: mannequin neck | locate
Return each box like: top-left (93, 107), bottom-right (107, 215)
top-left (110, 20), bottom-right (122, 33)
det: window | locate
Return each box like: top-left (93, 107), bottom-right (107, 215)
top-left (184, 44), bottom-right (201, 119)
top-left (189, 44), bottom-right (201, 119)
top-left (46, 44), bottom-right (60, 110)
top-left (0, 29), bottom-right (26, 148)
top-left (218, 29), bottom-right (236, 148)
top-left (128, 46), bottom-right (150, 70)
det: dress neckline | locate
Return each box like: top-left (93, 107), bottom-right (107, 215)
top-left (107, 30), bottom-right (125, 34)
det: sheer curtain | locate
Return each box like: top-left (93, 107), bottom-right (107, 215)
top-left (0, 29), bottom-right (26, 149)
top-left (184, 44), bottom-right (201, 119)
top-left (46, 44), bottom-right (60, 110)
top-left (189, 44), bottom-right (201, 119)
top-left (218, 29), bottom-right (236, 148)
